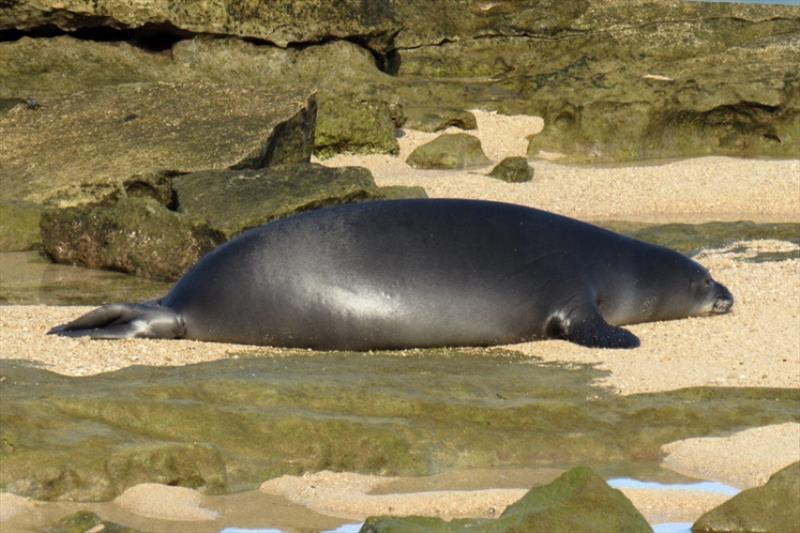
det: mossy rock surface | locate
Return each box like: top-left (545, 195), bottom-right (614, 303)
top-left (693, 462), bottom-right (800, 533)
top-left (315, 91), bottom-right (402, 158)
top-left (488, 157), bottom-right (533, 183)
top-left (0, 201), bottom-right (43, 252)
top-left (404, 106), bottom-right (477, 132)
top-left (406, 133), bottom-right (491, 169)
top-left (1, 353), bottom-right (797, 502)
top-left (40, 197), bottom-right (222, 281)
top-left (362, 466), bottom-right (651, 533)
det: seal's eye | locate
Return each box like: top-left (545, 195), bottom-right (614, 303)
top-left (704, 276), bottom-right (712, 286)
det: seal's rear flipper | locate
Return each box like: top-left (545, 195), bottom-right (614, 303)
top-left (48, 303), bottom-right (185, 340)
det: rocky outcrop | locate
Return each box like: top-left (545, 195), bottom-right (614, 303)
top-left (1, 355), bottom-right (797, 502)
top-left (40, 511), bottom-right (141, 533)
top-left (406, 133), bottom-right (491, 169)
top-left (361, 467), bottom-right (652, 532)
top-left (0, 1), bottom-right (398, 52)
top-left (693, 462), bottom-right (800, 533)
top-left (40, 197), bottom-right (222, 281)
top-left (488, 157), bottom-right (533, 183)
top-left (0, 82), bottom-right (316, 207)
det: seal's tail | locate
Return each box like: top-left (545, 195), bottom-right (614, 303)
top-left (48, 303), bottom-right (185, 340)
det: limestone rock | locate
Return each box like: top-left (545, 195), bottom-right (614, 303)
top-left (360, 466), bottom-right (652, 532)
top-left (406, 133), bottom-right (491, 169)
top-left (488, 157), bottom-right (533, 183)
top-left (172, 163), bottom-right (382, 239)
top-left (404, 106), bottom-right (477, 132)
top-left (1, 1), bottom-right (398, 52)
top-left (0, 201), bottom-right (43, 252)
top-left (40, 197), bottom-right (222, 281)
top-left (0, 82), bottom-right (316, 207)
top-left (693, 462), bottom-right (800, 533)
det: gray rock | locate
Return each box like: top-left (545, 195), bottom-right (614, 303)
top-left (406, 133), bottom-right (491, 169)
top-left (0, 82), bottom-right (316, 207)
top-left (404, 106), bottom-right (477, 132)
top-left (40, 197), bottom-right (222, 281)
top-left (172, 163), bottom-right (382, 239)
top-left (488, 157), bottom-right (533, 183)
top-left (693, 462), bottom-right (800, 533)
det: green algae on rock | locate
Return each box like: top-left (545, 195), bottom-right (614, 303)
top-left (40, 197), bottom-right (222, 281)
top-left (488, 157), bottom-right (534, 183)
top-left (0, 201), bottom-right (42, 252)
top-left (0, 82), bottom-right (316, 207)
top-left (406, 133), bottom-right (491, 170)
top-left (1, 353), bottom-right (798, 502)
top-left (693, 462), bottom-right (800, 533)
top-left (361, 466), bottom-right (651, 533)
top-left (40, 510), bottom-right (142, 533)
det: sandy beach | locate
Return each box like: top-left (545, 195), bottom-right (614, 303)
top-left (1, 112), bottom-right (799, 530)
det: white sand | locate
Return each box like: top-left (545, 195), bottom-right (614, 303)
top-left (661, 423), bottom-right (800, 489)
top-left (113, 483), bottom-right (219, 521)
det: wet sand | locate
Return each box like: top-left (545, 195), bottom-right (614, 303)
top-left (1, 112), bottom-right (798, 530)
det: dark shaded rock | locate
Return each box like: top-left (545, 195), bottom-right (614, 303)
top-left (488, 157), bottom-right (533, 183)
top-left (406, 133), bottom-right (491, 169)
top-left (1, 355), bottom-right (797, 501)
top-left (40, 197), bottom-right (222, 281)
top-left (40, 510), bottom-right (141, 533)
top-left (373, 186), bottom-right (429, 200)
top-left (0, 201), bottom-right (43, 251)
top-left (172, 163), bottom-right (382, 239)
top-left (361, 466), bottom-right (652, 532)
top-left (692, 462), bottom-right (800, 533)
top-left (0, 82), bottom-right (316, 207)
top-left (0, 1), bottom-right (398, 52)
top-left (404, 106), bottom-right (477, 132)
top-left (315, 91), bottom-right (402, 158)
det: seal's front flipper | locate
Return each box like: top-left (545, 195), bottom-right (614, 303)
top-left (48, 303), bottom-right (185, 340)
top-left (548, 303), bottom-right (640, 349)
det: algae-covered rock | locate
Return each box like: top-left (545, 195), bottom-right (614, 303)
top-left (488, 157), bottom-right (533, 183)
top-left (315, 91), bottom-right (402, 158)
top-left (406, 133), bottom-right (491, 169)
top-left (40, 510), bottom-right (141, 533)
top-left (373, 186), bottom-right (429, 200)
top-left (1, 355), bottom-right (798, 502)
top-left (692, 462), bottom-right (800, 533)
top-left (361, 466), bottom-right (651, 533)
top-left (173, 163), bottom-right (382, 239)
top-left (0, 201), bottom-right (43, 251)
top-left (404, 106), bottom-right (477, 132)
top-left (0, 82), bottom-right (316, 207)
top-left (40, 197), bottom-right (222, 281)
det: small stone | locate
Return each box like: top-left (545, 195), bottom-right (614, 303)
top-left (488, 156), bottom-right (534, 183)
top-left (406, 133), bottom-right (491, 170)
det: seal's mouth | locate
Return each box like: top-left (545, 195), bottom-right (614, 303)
top-left (711, 282), bottom-right (734, 314)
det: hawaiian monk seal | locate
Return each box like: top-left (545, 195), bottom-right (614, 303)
top-left (49, 199), bottom-right (733, 349)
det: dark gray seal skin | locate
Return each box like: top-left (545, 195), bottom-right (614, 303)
top-left (49, 199), bottom-right (733, 350)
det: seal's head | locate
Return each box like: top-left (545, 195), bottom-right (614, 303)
top-left (656, 258), bottom-right (734, 320)
top-left (690, 268), bottom-right (734, 316)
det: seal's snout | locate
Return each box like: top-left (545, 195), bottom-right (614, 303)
top-left (711, 282), bottom-right (734, 314)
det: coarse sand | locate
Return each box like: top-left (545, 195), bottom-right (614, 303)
top-left (2, 111), bottom-right (798, 529)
